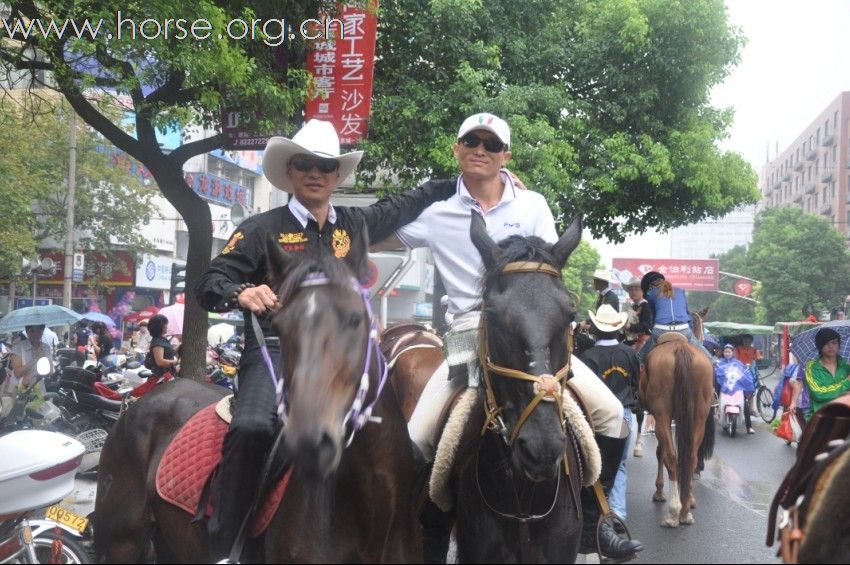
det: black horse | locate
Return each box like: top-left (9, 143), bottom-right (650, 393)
top-left (93, 230), bottom-right (420, 563)
top-left (447, 213), bottom-right (585, 563)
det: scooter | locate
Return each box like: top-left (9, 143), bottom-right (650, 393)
top-left (719, 389), bottom-right (745, 438)
top-left (0, 358), bottom-right (91, 564)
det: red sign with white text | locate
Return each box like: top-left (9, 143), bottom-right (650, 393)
top-left (612, 258), bottom-right (719, 292)
top-left (304, 1), bottom-right (378, 146)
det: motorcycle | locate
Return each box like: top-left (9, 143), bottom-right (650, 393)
top-left (0, 358), bottom-right (92, 564)
top-left (719, 388), bottom-right (745, 438)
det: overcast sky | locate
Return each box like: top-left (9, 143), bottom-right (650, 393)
top-left (592, 0), bottom-right (850, 267)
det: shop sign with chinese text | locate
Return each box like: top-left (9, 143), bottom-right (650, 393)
top-left (612, 258), bottom-right (719, 292)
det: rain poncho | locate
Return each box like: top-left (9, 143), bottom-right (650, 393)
top-left (715, 357), bottom-right (755, 395)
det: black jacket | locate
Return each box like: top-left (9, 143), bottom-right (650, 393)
top-left (579, 341), bottom-right (640, 409)
top-left (196, 180), bottom-right (455, 344)
top-left (596, 289), bottom-right (620, 311)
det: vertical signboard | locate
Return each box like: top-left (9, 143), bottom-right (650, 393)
top-left (304, 1), bottom-right (379, 145)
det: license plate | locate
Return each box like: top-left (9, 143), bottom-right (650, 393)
top-left (45, 505), bottom-right (89, 534)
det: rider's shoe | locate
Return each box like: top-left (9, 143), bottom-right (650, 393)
top-left (580, 520), bottom-right (644, 561)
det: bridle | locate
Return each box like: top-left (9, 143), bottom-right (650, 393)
top-left (255, 272), bottom-right (388, 447)
top-left (478, 261), bottom-right (574, 447)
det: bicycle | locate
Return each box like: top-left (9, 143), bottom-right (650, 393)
top-left (750, 362), bottom-right (776, 423)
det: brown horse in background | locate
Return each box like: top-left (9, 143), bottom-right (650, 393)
top-left (94, 231), bottom-right (420, 563)
top-left (640, 334), bottom-right (715, 527)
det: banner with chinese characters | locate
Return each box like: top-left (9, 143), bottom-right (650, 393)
top-left (183, 171), bottom-right (252, 208)
top-left (305, 1), bottom-right (379, 146)
top-left (612, 258), bottom-right (719, 292)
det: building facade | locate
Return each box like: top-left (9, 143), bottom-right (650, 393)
top-left (760, 91), bottom-right (850, 234)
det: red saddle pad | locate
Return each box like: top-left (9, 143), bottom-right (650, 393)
top-left (155, 403), bottom-right (292, 538)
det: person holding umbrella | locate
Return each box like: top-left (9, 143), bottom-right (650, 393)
top-left (8, 325), bottom-right (53, 397)
top-left (804, 327), bottom-right (850, 419)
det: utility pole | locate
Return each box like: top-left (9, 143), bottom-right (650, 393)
top-left (63, 111), bottom-right (77, 308)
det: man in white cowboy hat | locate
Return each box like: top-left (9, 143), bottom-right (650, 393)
top-left (593, 269), bottom-right (620, 311)
top-left (372, 112), bottom-right (640, 562)
top-left (196, 118), bottom-right (458, 561)
top-left (579, 304), bottom-right (642, 554)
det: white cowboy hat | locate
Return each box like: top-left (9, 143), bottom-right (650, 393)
top-left (592, 269), bottom-right (612, 283)
top-left (588, 304), bottom-right (629, 333)
top-left (262, 119), bottom-right (363, 193)
top-left (624, 276), bottom-right (642, 289)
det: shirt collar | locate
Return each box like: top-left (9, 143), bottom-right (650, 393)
top-left (457, 170), bottom-right (517, 210)
top-left (596, 339), bottom-right (620, 346)
top-left (288, 196), bottom-right (337, 229)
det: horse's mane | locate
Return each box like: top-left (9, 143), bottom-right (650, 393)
top-left (481, 235), bottom-right (556, 294)
top-left (274, 249), bottom-right (357, 305)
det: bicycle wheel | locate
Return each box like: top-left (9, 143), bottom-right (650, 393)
top-left (757, 386), bottom-right (776, 423)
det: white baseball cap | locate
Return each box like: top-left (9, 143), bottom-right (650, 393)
top-left (457, 113), bottom-right (510, 147)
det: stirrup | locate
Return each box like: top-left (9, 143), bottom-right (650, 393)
top-left (597, 513), bottom-right (639, 565)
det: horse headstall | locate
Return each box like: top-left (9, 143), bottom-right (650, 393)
top-left (259, 271), bottom-right (388, 446)
top-left (478, 261), bottom-right (574, 447)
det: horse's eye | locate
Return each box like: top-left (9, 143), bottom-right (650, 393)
top-left (345, 313), bottom-right (363, 328)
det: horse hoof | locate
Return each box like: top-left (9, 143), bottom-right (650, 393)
top-left (689, 496), bottom-right (697, 509)
top-left (633, 446), bottom-right (643, 457)
top-left (661, 517), bottom-right (679, 528)
top-left (653, 493), bottom-right (666, 502)
top-left (681, 513), bottom-right (695, 525)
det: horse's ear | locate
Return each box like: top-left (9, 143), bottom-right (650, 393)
top-left (470, 211), bottom-right (501, 270)
top-left (551, 215), bottom-right (582, 271)
top-left (265, 234), bottom-right (293, 286)
top-left (344, 225), bottom-right (370, 283)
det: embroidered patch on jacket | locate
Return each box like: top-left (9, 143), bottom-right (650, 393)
top-left (601, 365), bottom-right (630, 380)
top-left (332, 229), bottom-right (351, 258)
top-left (221, 232), bottom-right (244, 255)
top-left (278, 232), bottom-right (308, 244)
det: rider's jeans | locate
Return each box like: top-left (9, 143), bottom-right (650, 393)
top-left (209, 340), bottom-right (280, 556)
top-left (609, 409), bottom-right (635, 519)
top-left (640, 326), bottom-right (713, 362)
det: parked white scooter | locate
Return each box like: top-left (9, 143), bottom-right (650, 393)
top-left (0, 358), bottom-right (91, 563)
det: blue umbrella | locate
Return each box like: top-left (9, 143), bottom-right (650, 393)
top-left (703, 329), bottom-right (720, 350)
top-left (0, 305), bottom-right (83, 333)
top-left (82, 311), bottom-right (116, 327)
top-left (790, 320), bottom-right (850, 365)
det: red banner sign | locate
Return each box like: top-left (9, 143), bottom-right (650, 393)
top-left (304, 1), bottom-right (379, 146)
top-left (612, 258), bottom-right (719, 292)
top-left (37, 251), bottom-right (135, 287)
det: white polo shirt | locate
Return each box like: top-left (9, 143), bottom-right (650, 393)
top-left (396, 172), bottom-right (557, 315)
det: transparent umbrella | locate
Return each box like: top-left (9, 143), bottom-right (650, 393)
top-left (0, 305), bottom-right (83, 333)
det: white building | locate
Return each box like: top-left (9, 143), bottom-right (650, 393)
top-left (668, 206), bottom-right (755, 259)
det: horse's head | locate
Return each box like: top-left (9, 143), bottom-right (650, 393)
top-left (265, 229), bottom-right (375, 477)
top-left (471, 212), bottom-right (582, 482)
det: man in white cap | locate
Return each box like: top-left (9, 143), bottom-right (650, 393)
top-left (196, 118), bottom-right (458, 561)
top-left (372, 112), bottom-right (640, 562)
top-left (593, 270), bottom-right (620, 311)
top-left (579, 305), bottom-right (642, 555)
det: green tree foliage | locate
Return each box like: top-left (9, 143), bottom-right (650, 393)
top-left (0, 1), bottom-right (322, 376)
top-left (748, 207), bottom-right (850, 325)
top-left (0, 97), bottom-right (156, 280)
top-left (362, 0), bottom-right (759, 239)
top-left (562, 239), bottom-right (602, 313)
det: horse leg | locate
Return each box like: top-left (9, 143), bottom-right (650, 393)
top-left (654, 418), bottom-right (680, 528)
top-left (653, 441), bottom-right (665, 502)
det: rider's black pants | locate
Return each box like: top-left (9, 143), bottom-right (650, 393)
top-left (209, 340), bottom-right (280, 557)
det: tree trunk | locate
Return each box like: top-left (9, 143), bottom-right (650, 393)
top-left (151, 163), bottom-right (212, 382)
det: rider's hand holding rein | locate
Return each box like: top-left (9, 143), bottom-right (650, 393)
top-left (237, 284), bottom-right (281, 315)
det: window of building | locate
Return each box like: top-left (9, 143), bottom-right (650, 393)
top-left (817, 128), bottom-right (820, 145)
top-left (835, 111), bottom-right (839, 129)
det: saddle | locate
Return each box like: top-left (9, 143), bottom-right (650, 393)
top-left (767, 394), bottom-right (850, 563)
top-left (155, 399), bottom-right (292, 538)
top-left (380, 323), bottom-right (443, 368)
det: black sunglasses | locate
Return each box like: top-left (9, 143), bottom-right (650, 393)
top-left (289, 155), bottom-right (341, 174)
top-left (459, 133), bottom-right (508, 153)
